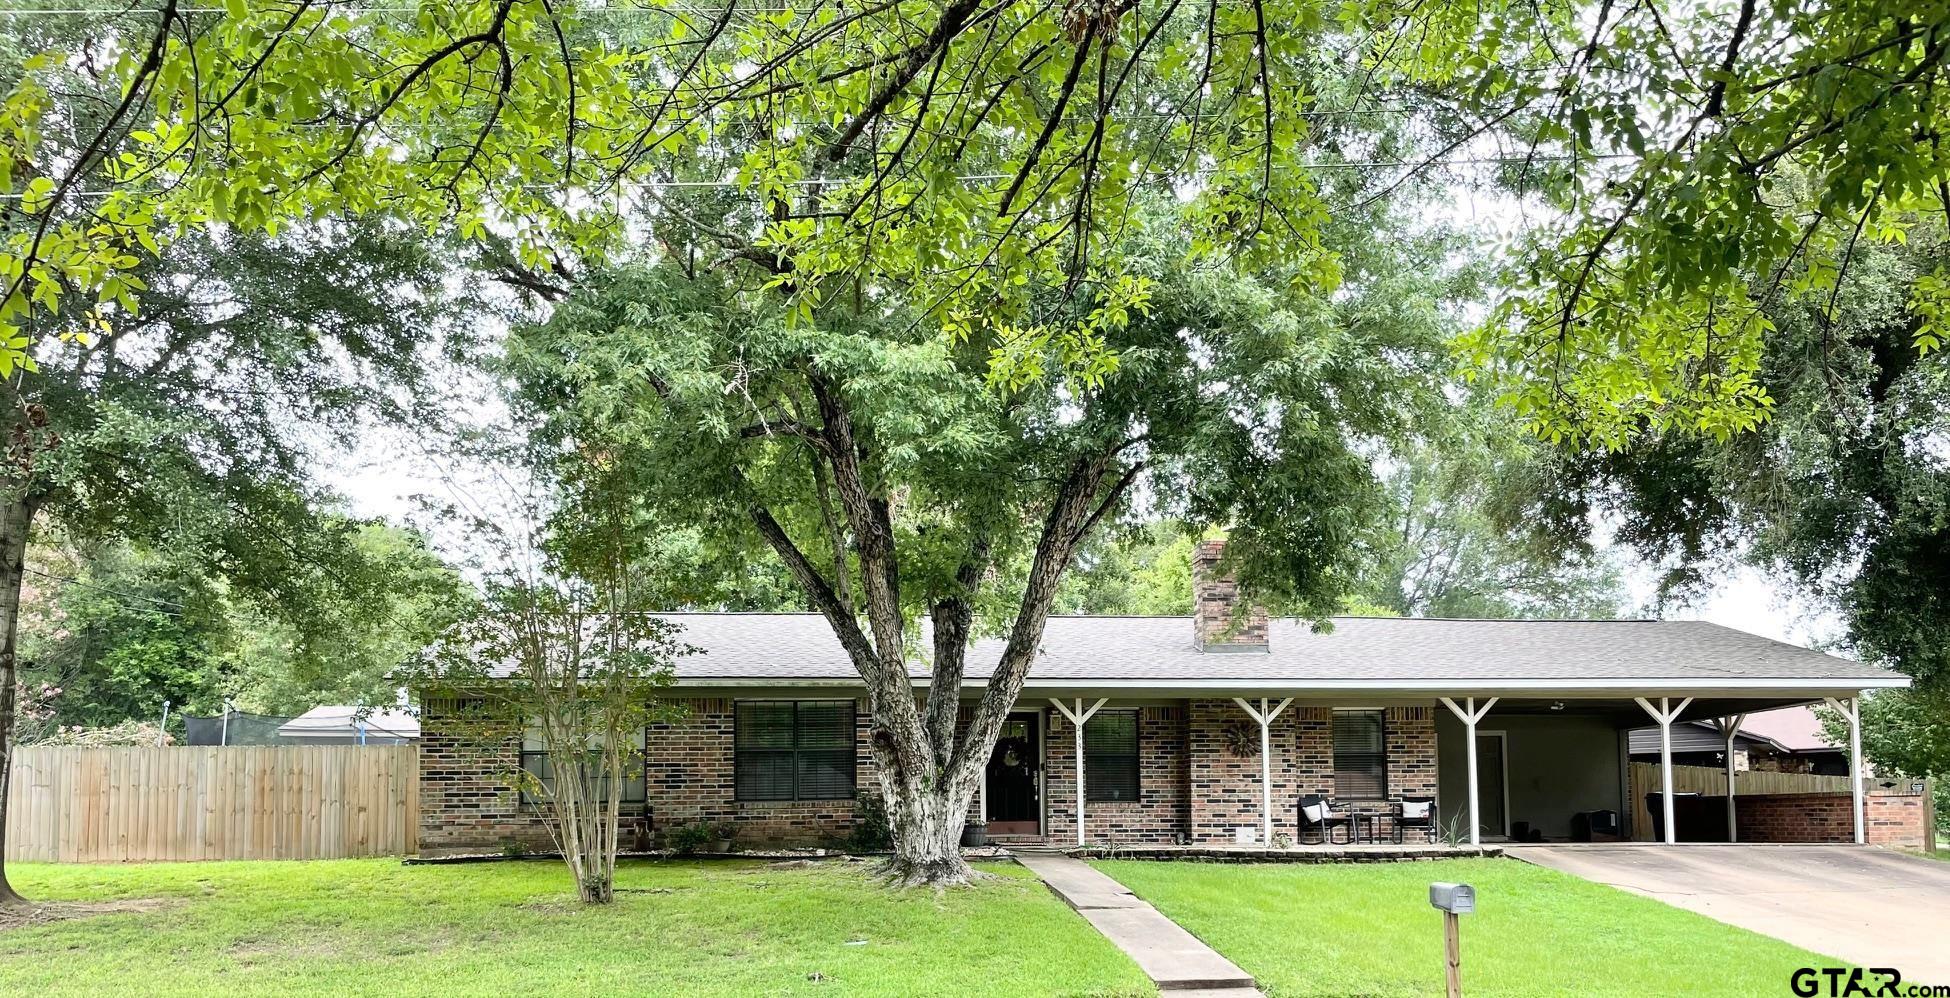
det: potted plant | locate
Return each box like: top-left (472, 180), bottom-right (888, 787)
top-left (961, 820), bottom-right (989, 847)
top-left (712, 822), bottom-right (740, 853)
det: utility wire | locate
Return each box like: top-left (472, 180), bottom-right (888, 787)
top-left (25, 565), bottom-right (188, 612)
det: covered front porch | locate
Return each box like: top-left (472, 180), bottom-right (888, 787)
top-left (988, 684), bottom-right (1879, 850)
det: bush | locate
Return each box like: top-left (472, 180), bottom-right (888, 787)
top-left (666, 821), bottom-right (716, 855)
top-left (843, 791), bottom-right (892, 853)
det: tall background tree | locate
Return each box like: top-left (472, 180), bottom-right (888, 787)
top-left (0, 17), bottom-right (484, 908)
top-left (1529, 204), bottom-right (1950, 819)
top-left (505, 196), bottom-right (1469, 883)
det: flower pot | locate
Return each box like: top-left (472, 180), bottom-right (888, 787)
top-left (961, 823), bottom-right (989, 847)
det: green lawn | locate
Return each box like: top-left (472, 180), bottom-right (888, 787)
top-left (1, 859), bottom-right (1150, 997)
top-left (1094, 858), bottom-right (1849, 998)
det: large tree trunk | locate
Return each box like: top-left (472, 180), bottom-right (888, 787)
top-left (0, 495), bottom-right (39, 911)
top-left (879, 753), bottom-right (982, 886)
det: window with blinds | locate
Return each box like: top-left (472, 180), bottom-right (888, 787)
top-left (1084, 711), bottom-right (1140, 803)
top-left (519, 726), bottom-right (647, 806)
top-left (1332, 709), bottom-right (1388, 799)
top-left (735, 700), bottom-right (857, 801)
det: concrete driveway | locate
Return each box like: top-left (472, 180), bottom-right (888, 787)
top-left (1516, 844), bottom-right (1950, 984)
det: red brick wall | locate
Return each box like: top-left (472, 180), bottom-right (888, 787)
top-left (1735, 792), bottom-right (1929, 849)
top-left (1186, 702), bottom-right (1440, 844)
top-left (421, 694), bottom-right (1444, 852)
top-left (1045, 705), bottom-right (1190, 844)
top-left (418, 696), bottom-right (879, 855)
top-left (645, 698), bottom-right (877, 848)
top-left (417, 697), bottom-right (556, 856)
top-left (1386, 707), bottom-right (1439, 800)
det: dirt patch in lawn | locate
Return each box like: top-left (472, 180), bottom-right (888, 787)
top-left (0, 897), bottom-right (179, 932)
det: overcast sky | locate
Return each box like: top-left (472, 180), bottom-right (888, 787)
top-left (326, 420), bottom-right (1848, 653)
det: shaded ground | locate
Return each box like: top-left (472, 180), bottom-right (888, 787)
top-left (1516, 844), bottom-right (1950, 985)
top-left (0, 858), bottom-right (1150, 996)
top-left (1096, 856), bottom-right (1857, 997)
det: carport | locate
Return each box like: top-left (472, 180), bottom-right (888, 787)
top-left (1432, 687), bottom-right (1893, 846)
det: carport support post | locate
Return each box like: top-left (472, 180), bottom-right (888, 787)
top-left (1635, 696), bottom-right (1694, 844)
top-left (1440, 696), bottom-right (1498, 846)
top-left (1232, 697), bottom-right (1293, 845)
top-left (1825, 695), bottom-right (1865, 845)
top-left (1050, 698), bottom-right (1107, 846)
top-left (1712, 714), bottom-right (1746, 842)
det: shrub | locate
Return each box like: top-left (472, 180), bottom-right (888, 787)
top-left (667, 821), bottom-right (716, 855)
top-left (843, 791), bottom-right (892, 853)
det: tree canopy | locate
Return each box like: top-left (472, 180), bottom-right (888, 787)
top-left (0, 0), bottom-right (1942, 445)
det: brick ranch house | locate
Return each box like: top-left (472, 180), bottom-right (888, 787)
top-left (417, 542), bottom-right (1916, 856)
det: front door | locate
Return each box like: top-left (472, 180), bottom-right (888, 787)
top-left (986, 713), bottom-right (1041, 835)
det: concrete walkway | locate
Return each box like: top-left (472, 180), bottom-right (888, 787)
top-left (1516, 844), bottom-right (1950, 984)
top-left (1014, 851), bottom-right (1262, 995)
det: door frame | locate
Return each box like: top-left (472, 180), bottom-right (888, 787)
top-left (983, 709), bottom-right (1045, 836)
top-left (1475, 729), bottom-right (1512, 839)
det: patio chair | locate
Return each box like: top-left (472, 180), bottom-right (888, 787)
top-left (1393, 796), bottom-right (1438, 843)
top-left (1298, 795), bottom-right (1354, 845)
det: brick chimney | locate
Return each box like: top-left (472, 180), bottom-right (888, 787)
top-left (1192, 539), bottom-right (1269, 652)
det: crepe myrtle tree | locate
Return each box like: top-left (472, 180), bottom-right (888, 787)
top-left (408, 579), bottom-right (687, 904)
top-left (505, 216), bottom-right (1454, 885)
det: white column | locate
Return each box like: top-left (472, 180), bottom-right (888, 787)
top-left (1440, 696), bottom-right (1498, 846)
top-left (1714, 714), bottom-right (1746, 842)
top-left (1232, 697), bottom-right (1293, 845)
top-left (1826, 695), bottom-right (1865, 845)
top-left (1051, 698), bottom-right (1107, 846)
top-left (1636, 696), bottom-right (1694, 844)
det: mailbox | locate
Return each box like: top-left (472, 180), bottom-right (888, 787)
top-left (1429, 882), bottom-right (1475, 915)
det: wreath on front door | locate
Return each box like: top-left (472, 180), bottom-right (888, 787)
top-left (995, 736), bottom-right (1030, 771)
top-left (1221, 720), bottom-right (1260, 758)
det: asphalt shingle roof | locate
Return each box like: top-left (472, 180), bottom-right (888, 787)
top-left (636, 613), bottom-right (1899, 686)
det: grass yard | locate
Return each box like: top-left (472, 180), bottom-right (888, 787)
top-left (1095, 857), bottom-right (1847, 998)
top-left (0, 858), bottom-right (1150, 997)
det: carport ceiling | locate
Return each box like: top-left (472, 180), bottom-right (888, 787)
top-left (1484, 696), bottom-right (1823, 728)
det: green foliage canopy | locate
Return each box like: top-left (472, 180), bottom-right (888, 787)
top-left (1, 0), bottom-right (1943, 444)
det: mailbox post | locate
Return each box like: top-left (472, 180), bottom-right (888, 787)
top-left (1429, 882), bottom-right (1475, 998)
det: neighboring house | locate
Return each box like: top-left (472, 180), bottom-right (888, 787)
top-left (277, 706), bottom-right (420, 745)
top-left (416, 542), bottom-right (1908, 855)
top-left (1627, 705), bottom-right (1848, 776)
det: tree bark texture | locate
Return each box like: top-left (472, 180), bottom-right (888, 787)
top-left (0, 495), bottom-right (40, 910)
top-left (744, 378), bottom-right (1141, 886)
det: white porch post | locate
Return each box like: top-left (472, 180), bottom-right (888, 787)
top-left (1439, 696), bottom-right (1498, 846)
top-left (1051, 698), bottom-right (1107, 846)
top-left (1826, 695), bottom-right (1866, 845)
top-left (1232, 697), bottom-right (1293, 845)
top-left (1713, 713), bottom-right (1747, 842)
top-left (1635, 696), bottom-right (1694, 844)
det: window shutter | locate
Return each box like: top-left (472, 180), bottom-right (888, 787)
top-left (1333, 710), bottom-right (1388, 799)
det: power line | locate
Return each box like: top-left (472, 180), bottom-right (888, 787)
top-left (26, 565), bottom-right (188, 613)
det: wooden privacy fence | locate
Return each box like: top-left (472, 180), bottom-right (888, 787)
top-left (5, 745), bottom-right (419, 862)
top-left (1627, 762), bottom-right (1917, 842)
